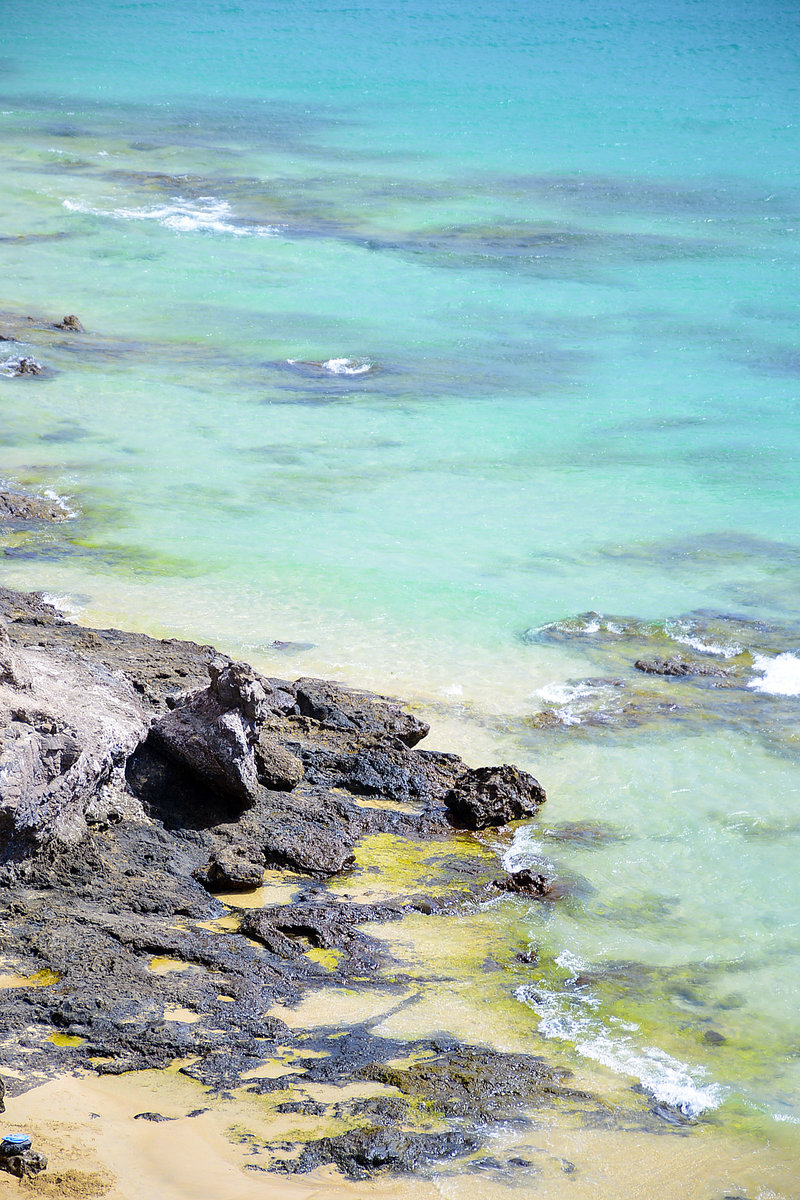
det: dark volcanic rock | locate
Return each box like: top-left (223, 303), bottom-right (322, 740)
top-left (195, 846), bottom-right (265, 891)
top-left (294, 677), bottom-right (429, 746)
top-left (492, 869), bottom-right (553, 898)
top-left (634, 657), bottom-right (729, 678)
top-left (151, 658), bottom-right (267, 806)
top-left (445, 764), bottom-right (546, 829)
top-left (361, 1044), bottom-right (582, 1121)
top-left (254, 730), bottom-right (303, 790)
top-left (283, 1128), bottom-right (479, 1180)
top-left (0, 584), bottom-right (581, 1180)
top-left (0, 491), bottom-right (71, 523)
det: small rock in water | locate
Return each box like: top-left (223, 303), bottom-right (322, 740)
top-left (2, 356), bottom-right (43, 377)
top-left (54, 314), bottom-right (85, 332)
top-left (0, 491), bottom-right (71, 523)
top-left (492, 869), bottom-right (552, 898)
top-left (515, 949), bottom-right (539, 965)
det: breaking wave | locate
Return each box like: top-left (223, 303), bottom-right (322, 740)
top-left (748, 652), bottom-right (800, 696)
top-left (62, 195), bottom-right (280, 237)
top-left (516, 974), bottom-right (725, 1117)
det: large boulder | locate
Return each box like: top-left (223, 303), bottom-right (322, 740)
top-left (151, 659), bottom-right (268, 806)
top-left (444, 765), bottom-right (545, 829)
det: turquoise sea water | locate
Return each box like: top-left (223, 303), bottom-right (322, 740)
top-left (2, 0), bottom-right (800, 1170)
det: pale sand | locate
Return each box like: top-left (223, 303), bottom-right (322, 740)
top-left (0, 1066), bottom-right (797, 1200)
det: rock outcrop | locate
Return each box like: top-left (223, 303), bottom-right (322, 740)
top-left (0, 586), bottom-right (569, 1179)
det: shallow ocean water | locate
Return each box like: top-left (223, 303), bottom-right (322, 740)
top-left (1, 0), bottom-right (800, 1185)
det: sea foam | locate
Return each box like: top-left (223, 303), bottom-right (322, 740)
top-left (748, 652), bottom-right (800, 696)
top-left (516, 981), bottom-right (724, 1117)
top-left (62, 196), bottom-right (279, 237)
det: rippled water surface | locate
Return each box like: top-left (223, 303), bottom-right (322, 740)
top-left (1, 0), bottom-right (800, 1179)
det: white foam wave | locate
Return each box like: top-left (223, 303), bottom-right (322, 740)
top-left (748, 652), bottom-right (800, 696)
top-left (535, 678), bottom-right (619, 727)
top-left (501, 826), bottom-right (547, 872)
top-left (62, 195), bottom-right (279, 237)
top-left (41, 592), bottom-right (85, 617)
top-left (321, 357), bottom-right (373, 375)
top-left (516, 982), bottom-right (724, 1116)
top-left (666, 624), bottom-right (743, 662)
top-left (42, 487), bottom-right (78, 520)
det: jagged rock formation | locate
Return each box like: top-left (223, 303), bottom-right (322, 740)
top-left (0, 586), bottom-right (568, 1181)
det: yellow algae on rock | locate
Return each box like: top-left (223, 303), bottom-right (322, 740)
top-left (0, 969), bottom-right (60, 989)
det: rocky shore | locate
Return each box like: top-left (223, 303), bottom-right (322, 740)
top-left (0, 584), bottom-right (615, 1183)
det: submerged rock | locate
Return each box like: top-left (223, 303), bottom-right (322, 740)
top-left (634, 657), bottom-right (729, 677)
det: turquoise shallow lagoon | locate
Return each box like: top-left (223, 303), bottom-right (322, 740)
top-left (2, 0), bottom-right (800, 1185)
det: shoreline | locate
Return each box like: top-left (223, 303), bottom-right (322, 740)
top-left (0, 587), bottom-right (797, 1196)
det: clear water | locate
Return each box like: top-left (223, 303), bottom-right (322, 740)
top-left (2, 0), bottom-right (800, 1158)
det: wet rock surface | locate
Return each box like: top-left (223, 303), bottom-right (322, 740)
top-left (0, 586), bottom-right (593, 1178)
top-left (0, 356), bottom-right (44, 377)
top-left (444, 764), bottom-right (546, 829)
top-left (0, 491), bottom-right (71, 524)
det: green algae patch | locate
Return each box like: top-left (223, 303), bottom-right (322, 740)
top-left (47, 1032), bottom-right (86, 1048)
top-left (360, 1044), bottom-right (582, 1123)
top-left (304, 946), bottom-right (342, 972)
top-left (326, 831), bottom-right (496, 903)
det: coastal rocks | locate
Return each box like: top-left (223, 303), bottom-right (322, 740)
top-left (54, 315), bottom-right (85, 332)
top-left (0, 585), bottom-right (571, 1179)
top-left (240, 894), bottom-right (452, 973)
top-left (492, 869), bottom-right (553, 898)
top-left (194, 846), bottom-right (264, 891)
top-left (0, 633), bottom-right (149, 855)
top-left (282, 1128), bottom-right (479, 1181)
top-left (444, 764), bottom-right (546, 829)
top-left (254, 731), bottom-right (303, 790)
top-left (151, 659), bottom-right (267, 807)
top-left (294, 677), bottom-right (429, 747)
top-left (0, 356), bottom-right (44, 377)
top-left (634, 657), bottom-right (729, 677)
top-left (0, 491), bottom-right (71, 523)
top-left (361, 1044), bottom-right (582, 1121)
